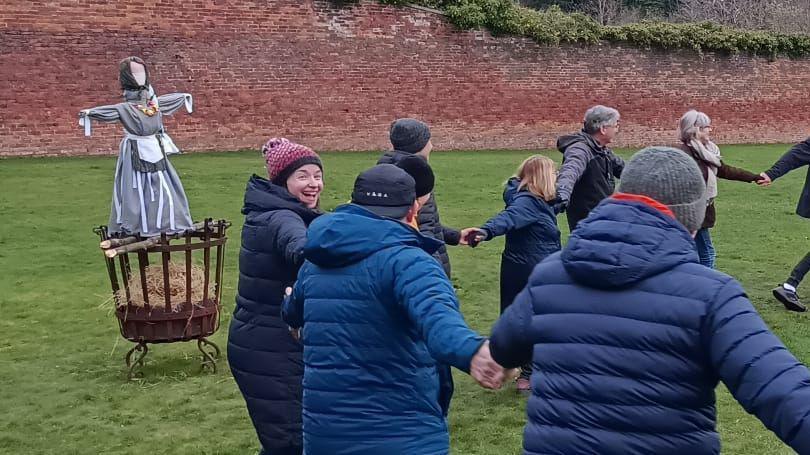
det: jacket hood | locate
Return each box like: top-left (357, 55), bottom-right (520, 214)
top-left (503, 177), bottom-right (553, 212)
top-left (561, 198), bottom-right (698, 289)
top-left (242, 174), bottom-right (320, 223)
top-left (304, 204), bottom-right (443, 268)
top-left (557, 130), bottom-right (604, 154)
top-left (380, 149), bottom-right (417, 165)
top-left (503, 177), bottom-right (521, 204)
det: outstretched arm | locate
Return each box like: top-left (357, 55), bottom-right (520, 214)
top-left (389, 249), bottom-right (485, 371)
top-left (717, 161), bottom-right (760, 182)
top-left (765, 139), bottom-right (810, 181)
top-left (78, 104), bottom-right (121, 136)
top-left (157, 93), bottom-right (193, 116)
top-left (556, 145), bottom-right (590, 202)
top-left (705, 279), bottom-right (810, 453)
top-left (480, 197), bottom-right (542, 240)
top-left (490, 285), bottom-right (535, 368)
top-left (273, 211), bottom-right (309, 268)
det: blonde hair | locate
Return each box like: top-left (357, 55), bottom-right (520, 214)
top-left (514, 155), bottom-right (556, 201)
top-left (678, 109), bottom-right (711, 143)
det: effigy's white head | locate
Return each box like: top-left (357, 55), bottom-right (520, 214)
top-left (130, 61), bottom-right (147, 86)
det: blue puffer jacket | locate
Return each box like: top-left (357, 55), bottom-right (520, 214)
top-left (481, 178), bottom-right (561, 265)
top-left (227, 175), bottom-right (320, 455)
top-left (283, 204), bottom-right (485, 455)
top-left (490, 197), bottom-right (810, 455)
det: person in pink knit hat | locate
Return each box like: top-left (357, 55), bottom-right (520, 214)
top-left (228, 137), bottom-right (324, 455)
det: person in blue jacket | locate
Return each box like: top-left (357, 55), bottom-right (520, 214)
top-left (490, 146), bottom-right (810, 455)
top-left (283, 164), bottom-right (508, 455)
top-left (461, 155), bottom-right (561, 393)
top-left (228, 138), bottom-right (324, 455)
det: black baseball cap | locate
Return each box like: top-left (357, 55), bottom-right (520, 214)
top-left (351, 164), bottom-right (416, 219)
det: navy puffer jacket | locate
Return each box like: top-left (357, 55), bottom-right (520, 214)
top-left (227, 175), bottom-right (320, 454)
top-left (481, 177), bottom-right (561, 265)
top-left (283, 204), bottom-right (485, 455)
top-left (490, 197), bottom-right (810, 455)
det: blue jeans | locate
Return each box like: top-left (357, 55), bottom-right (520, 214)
top-left (694, 227), bottom-right (716, 269)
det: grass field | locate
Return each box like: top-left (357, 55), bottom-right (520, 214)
top-left (1, 145), bottom-right (808, 454)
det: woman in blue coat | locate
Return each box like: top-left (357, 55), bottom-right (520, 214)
top-left (227, 138), bottom-right (324, 455)
top-left (462, 155), bottom-right (561, 392)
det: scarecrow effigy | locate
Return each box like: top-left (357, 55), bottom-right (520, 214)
top-left (80, 56), bottom-right (194, 237)
top-left (83, 57), bottom-right (230, 379)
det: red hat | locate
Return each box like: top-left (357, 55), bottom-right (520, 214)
top-left (261, 138), bottom-right (322, 185)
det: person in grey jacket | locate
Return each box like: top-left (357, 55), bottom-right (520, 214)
top-left (760, 138), bottom-right (810, 312)
top-left (555, 105), bottom-right (625, 232)
top-left (378, 118), bottom-right (463, 277)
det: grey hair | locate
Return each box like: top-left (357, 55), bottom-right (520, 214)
top-left (583, 105), bottom-right (620, 134)
top-left (678, 109), bottom-right (711, 143)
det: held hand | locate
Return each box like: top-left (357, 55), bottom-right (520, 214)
top-left (283, 287), bottom-right (300, 341)
top-left (289, 327), bottom-right (301, 342)
top-left (459, 228), bottom-right (486, 248)
top-left (469, 341), bottom-right (507, 390)
top-left (756, 173), bottom-right (772, 186)
top-left (551, 196), bottom-right (569, 214)
top-left (458, 228), bottom-right (475, 245)
top-left (504, 368), bottom-right (521, 383)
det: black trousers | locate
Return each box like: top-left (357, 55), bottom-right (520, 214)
top-left (500, 256), bottom-right (534, 379)
top-left (787, 252), bottom-right (810, 288)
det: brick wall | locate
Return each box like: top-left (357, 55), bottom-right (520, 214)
top-left (2, 0), bottom-right (810, 157)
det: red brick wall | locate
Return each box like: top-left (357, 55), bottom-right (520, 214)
top-left (2, 0), bottom-right (810, 157)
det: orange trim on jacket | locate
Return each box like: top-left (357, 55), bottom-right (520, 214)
top-left (612, 193), bottom-right (676, 219)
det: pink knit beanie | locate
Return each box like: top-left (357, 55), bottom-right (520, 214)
top-left (261, 138), bottom-right (322, 185)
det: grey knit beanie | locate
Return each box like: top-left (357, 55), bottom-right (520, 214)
top-left (617, 146), bottom-right (707, 232)
top-left (390, 118), bottom-right (431, 154)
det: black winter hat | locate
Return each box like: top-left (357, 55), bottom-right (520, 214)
top-left (395, 155), bottom-right (434, 198)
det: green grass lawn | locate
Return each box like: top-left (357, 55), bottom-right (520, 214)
top-left (1, 145), bottom-right (808, 454)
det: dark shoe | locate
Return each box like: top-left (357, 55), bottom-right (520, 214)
top-left (773, 286), bottom-right (806, 312)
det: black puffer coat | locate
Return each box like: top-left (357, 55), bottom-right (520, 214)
top-left (227, 175), bottom-right (320, 455)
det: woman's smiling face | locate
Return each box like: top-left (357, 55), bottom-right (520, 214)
top-left (286, 164), bottom-right (323, 208)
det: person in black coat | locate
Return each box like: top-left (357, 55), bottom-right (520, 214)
top-left (555, 105), bottom-right (625, 232)
top-left (760, 138), bottom-right (810, 312)
top-left (227, 138), bottom-right (323, 455)
top-left (462, 155), bottom-right (561, 393)
top-left (378, 118), bottom-right (463, 277)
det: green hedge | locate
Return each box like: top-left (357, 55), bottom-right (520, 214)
top-left (375, 0), bottom-right (810, 58)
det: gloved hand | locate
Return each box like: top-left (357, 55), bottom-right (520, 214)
top-left (551, 196), bottom-right (568, 215)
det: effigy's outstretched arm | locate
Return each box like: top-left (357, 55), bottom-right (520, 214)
top-left (157, 93), bottom-right (193, 116)
top-left (78, 105), bottom-right (121, 136)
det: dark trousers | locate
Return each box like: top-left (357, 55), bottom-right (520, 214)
top-left (787, 252), bottom-right (810, 288)
top-left (500, 257), bottom-right (534, 379)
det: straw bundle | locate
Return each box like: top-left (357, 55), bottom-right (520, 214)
top-left (116, 262), bottom-right (212, 311)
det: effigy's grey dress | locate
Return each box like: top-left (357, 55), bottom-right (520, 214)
top-left (80, 88), bottom-right (194, 237)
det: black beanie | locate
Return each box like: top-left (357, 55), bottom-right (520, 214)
top-left (396, 155), bottom-right (434, 198)
top-left (389, 118), bottom-right (431, 154)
